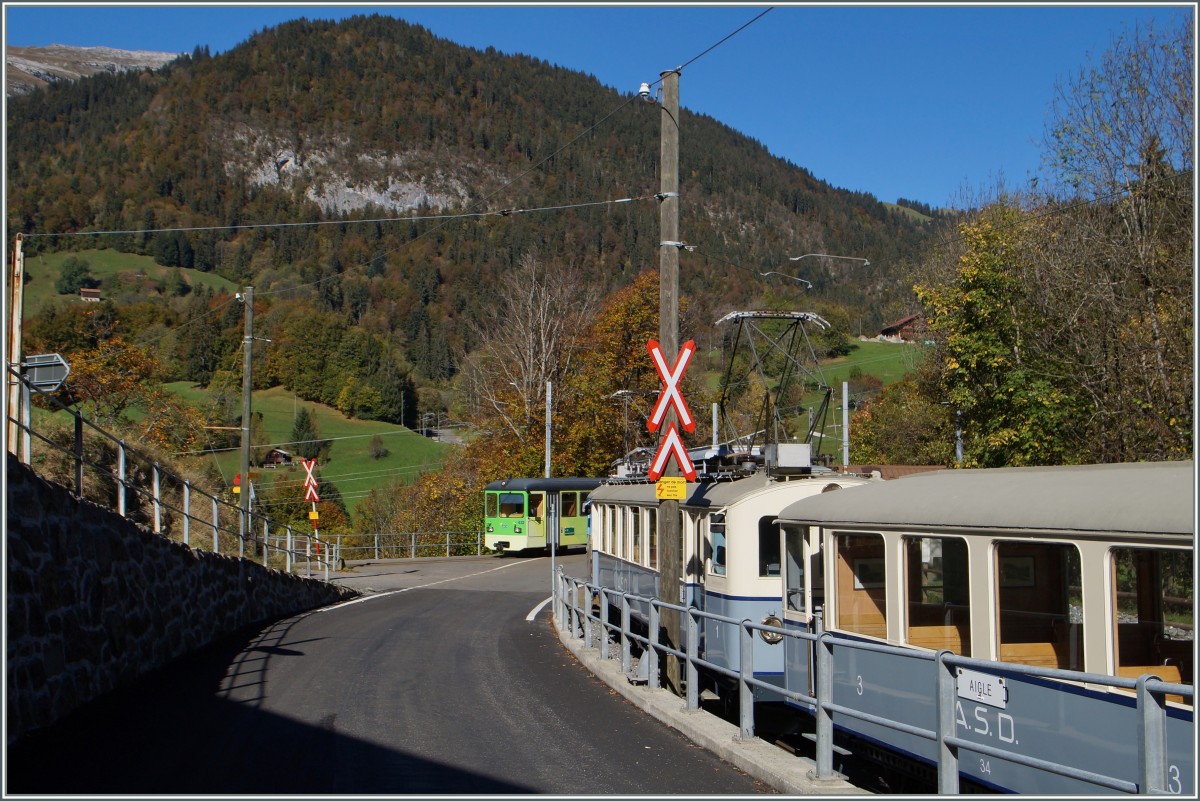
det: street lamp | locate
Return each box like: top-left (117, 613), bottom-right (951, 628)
top-left (760, 253), bottom-right (870, 287)
top-left (757, 270), bottom-right (813, 288)
top-left (787, 253), bottom-right (871, 267)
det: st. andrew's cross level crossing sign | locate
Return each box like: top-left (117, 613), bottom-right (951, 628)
top-left (646, 339), bottom-right (697, 482)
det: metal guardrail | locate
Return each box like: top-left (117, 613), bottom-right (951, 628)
top-left (335, 532), bottom-right (485, 561)
top-left (555, 569), bottom-right (1192, 795)
top-left (6, 364), bottom-right (342, 579)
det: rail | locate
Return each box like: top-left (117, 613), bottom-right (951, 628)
top-left (8, 364), bottom-right (333, 579)
top-left (556, 569), bottom-right (1193, 795)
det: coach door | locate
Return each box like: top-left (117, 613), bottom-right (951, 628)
top-left (527, 491), bottom-right (548, 547)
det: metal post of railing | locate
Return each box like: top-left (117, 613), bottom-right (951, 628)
top-left (570, 577), bottom-right (581, 637)
top-left (446, 532), bottom-right (451, 558)
top-left (620, 593), bottom-right (632, 676)
top-left (19, 378), bottom-right (31, 464)
top-left (118, 441), bottom-right (127, 516)
top-left (648, 601), bottom-right (661, 690)
top-left (182, 480), bottom-right (191, 546)
top-left (814, 608), bottom-right (835, 780)
top-left (686, 609), bottom-right (700, 710)
top-left (152, 464), bottom-right (162, 533)
top-left (410, 532), bottom-right (416, 559)
top-left (1136, 675), bottom-right (1168, 793)
top-left (738, 620), bottom-right (755, 739)
top-left (286, 526), bottom-right (293, 573)
top-left (584, 584), bottom-right (595, 648)
top-left (262, 519), bottom-right (269, 566)
top-left (477, 530), bottom-right (482, 555)
top-left (306, 537), bottom-right (312, 578)
top-left (936, 651), bottom-right (960, 793)
top-left (558, 569), bottom-right (567, 633)
top-left (374, 532), bottom-right (379, 561)
top-left (72, 412), bottom-right (83, 497)
top-left (599, 588), bottom-right (610, 661)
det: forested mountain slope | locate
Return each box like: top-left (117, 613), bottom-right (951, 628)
top-left (7, 14), bottom-right (937, 426)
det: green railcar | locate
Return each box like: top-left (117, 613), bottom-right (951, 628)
top-left (484, 477), bottom-right (603, 554)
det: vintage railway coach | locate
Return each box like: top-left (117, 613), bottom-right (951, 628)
top-left (590, 470), bottom-right (874, 696)
top-left (484, 477), bottom-right (602, 554)
top-left (777, 461), bottom-right (1194, 794)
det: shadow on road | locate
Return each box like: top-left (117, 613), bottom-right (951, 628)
top-left (6, 623), bottom-right (533, 794)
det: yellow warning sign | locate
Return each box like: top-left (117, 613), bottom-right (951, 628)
top-left (308, 511), bottom-right (320, 520)
top-left (655, 476), bottom-right (686, 500)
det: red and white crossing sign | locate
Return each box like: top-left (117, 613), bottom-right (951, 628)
top-left (647, 421), bottom-right (697, 482)
top-left (646, 339), bottom-right (697, 482)
top-left (302, 458), bottom-right (320, 503)
top-left (647, 338), bottom-right (696, 433)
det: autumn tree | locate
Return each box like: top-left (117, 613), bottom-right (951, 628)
top-left (914, 19), bottom-right (1192, 466)
top-left (850, 376), bottom-right (956, 465)
top-left (552, 269), bottom-right (672, 477)
top-left (458, 250), bottom-right (599, 449)
top-left (1037, 17), bottom-right (1193, 460)
top-left (917, 204), bottom-right (1085, 467)
top-left (61, 334), bottom-right (205, 452)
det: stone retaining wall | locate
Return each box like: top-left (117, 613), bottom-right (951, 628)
top-left (5, 454), bottom-right (358, 744)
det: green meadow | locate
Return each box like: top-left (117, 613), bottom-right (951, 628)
top-left (20, 248), bottom-right (239, 314)
top-left (166, 383), bottom-right (450, 520)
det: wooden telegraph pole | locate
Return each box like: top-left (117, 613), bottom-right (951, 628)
top-left (657, 69), bottom-right (683, 695)
top-left (7, 235), bottom-right (25, 456)
top-left (239, 286), bottom-right (254, 556)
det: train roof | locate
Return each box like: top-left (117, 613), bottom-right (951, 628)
top-left (484, 477), bottom-right (604, 492)
top-left (588, 471), bottom-right (863, 509)
top-left (776, 461), bottom-right (1196, 539)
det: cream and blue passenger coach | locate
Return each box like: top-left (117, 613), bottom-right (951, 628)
top-left (589, 469), bottom-right (876, 697)
top-left (776, 461), bottom-right (1195, 794)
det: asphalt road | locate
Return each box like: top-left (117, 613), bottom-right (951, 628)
top-left (7, 553), bottom-right (775, 794)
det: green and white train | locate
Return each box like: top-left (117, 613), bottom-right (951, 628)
top-left (483, 477), bottom-right (603, 554)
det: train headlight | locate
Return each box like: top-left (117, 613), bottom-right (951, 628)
top-left (514, 525), bottom-right (522, 534)
top-left (759, 615), bottom-right (784, 644)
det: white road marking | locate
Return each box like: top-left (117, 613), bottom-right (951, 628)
top-left (526, 596), bottom-right (552, 622)
top-left (316, 560), bottom-right (525, 613)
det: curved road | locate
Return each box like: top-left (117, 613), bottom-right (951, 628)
top-left (8, 553), bottom-right (773, 794)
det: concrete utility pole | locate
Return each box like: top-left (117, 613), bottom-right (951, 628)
top-left (7, 235), bottom-right (25, 456)
top-left (239, 286), bottom-right (254, 555)
top-left (657, 68), bottom-right (683, 696)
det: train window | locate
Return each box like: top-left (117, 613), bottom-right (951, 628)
top-left (499, 493), bottom-right (525, 518)
top-left (647, 508), bottom-right (657, 570)
top-left (784, 528), bottom-right (805, 612)
top-left (1112, 547), bottom-right (1193, 688)
top-left (758, 516), bottom-right (781, 576)
top-left (904, 537), bottom-right (970, 656)
top-left (486, 493), bottom-right (498, 518)
top-left (996, 541), bottom-right (1082, 671)
top-left (530, 492), bottom-right (545, 520)
top-left (631, 509), bottom-right (642, 565)
top-left (710, 516), bottom-right (727, 576)
top-left (834, 533), bottom-right (887, 638)
top-left (562, 492), bottom-right (578, 517)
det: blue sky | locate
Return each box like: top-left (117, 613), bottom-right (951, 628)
top-left (4, 3), bottom-right (1192, 208)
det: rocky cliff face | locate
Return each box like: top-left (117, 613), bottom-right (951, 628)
top-left (6, 44), bottom-right (180, 96)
